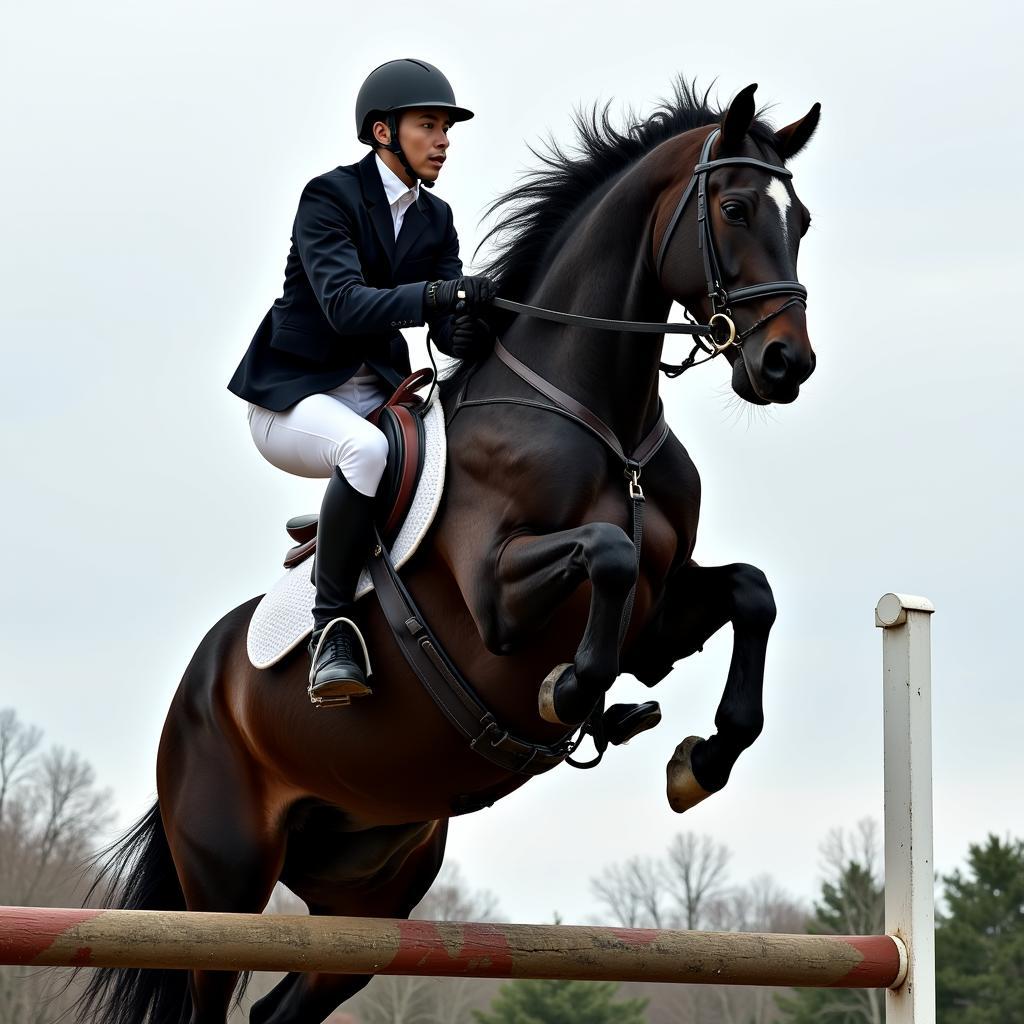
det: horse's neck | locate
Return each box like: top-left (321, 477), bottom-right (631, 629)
top-left (502, 164), bottom-right (671, 452)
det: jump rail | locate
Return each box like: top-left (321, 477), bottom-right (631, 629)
top-left (0, 906), bottom-right (905, 989)
top-left (0, 595), bottom-right (935, 1019)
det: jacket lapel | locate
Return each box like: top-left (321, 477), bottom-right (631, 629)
top-left (393, 195), bottom-right (429, 267)
top-left (357, 151), bottom-right (397, 266)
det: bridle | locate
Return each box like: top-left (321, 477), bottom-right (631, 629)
top-left (487, 126), bottom-right (808, 377)
top-left (654, 126), bottom-right (807, 373)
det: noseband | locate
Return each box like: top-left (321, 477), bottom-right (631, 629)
top-left (487, 126), bottom-right (808, 377)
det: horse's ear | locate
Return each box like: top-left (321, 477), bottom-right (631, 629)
top-left (773, 103), bottom-right (821, 160)
top-left (719, 83), bottom-right (758, 154)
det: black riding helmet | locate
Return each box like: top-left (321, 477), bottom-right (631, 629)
top-left (355, 58), bottom-right (474, 189)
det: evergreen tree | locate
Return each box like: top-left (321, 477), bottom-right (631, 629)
top-left (473, 979), bottom-right (647, 1024)
top-left (936, 834), bottom-right (1024, 1023)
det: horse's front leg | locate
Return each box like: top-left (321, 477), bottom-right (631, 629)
top-left (625, 561), bottom-right (776, 813)
top-left (486, 523), bottom-right (639, 726)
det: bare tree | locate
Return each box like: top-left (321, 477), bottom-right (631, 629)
top-left (822, 817), bottom-right (880, 876)
top-left (706, 873), bottom-right (806, 934)
top-left (590, 833), bottom-right (804, 1024)
top-left (0, 708), bottom-right (42, 823)
top-left (593, 832), bottom-right (730, 932)
top-left (664, 833), bottom-right (730, 930)
top-left (820, 817), bottom-right (884, 936)
top-left (412, 861), bottom-right (500, 923)
top-left (0, 708), bottom-right (114, 1024)
top-left (592, 855), bottom-right (676, 928)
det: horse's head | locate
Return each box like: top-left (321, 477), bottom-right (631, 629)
top-left (655, 85), bottom-right (820, 404)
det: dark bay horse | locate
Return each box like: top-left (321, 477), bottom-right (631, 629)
top-left (79, 78), bottom-right (819, 1024)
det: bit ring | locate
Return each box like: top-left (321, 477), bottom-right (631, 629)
top-left (709, 313), bottom-right (737, 351)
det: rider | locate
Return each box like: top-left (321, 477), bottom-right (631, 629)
top-left (227, 58), bottom-right (496, 706)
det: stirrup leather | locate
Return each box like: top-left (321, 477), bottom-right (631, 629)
top-left (307, 617), bottom-right (373, 709)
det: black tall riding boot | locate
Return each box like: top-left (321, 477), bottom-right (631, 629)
top-left (307, 465), bottom-right (376, 707)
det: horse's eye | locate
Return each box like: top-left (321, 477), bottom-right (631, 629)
top-left (722, 202), bottom-right (746, 224)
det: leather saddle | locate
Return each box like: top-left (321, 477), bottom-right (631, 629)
top-left (282, 368), bottom-right (433, 569)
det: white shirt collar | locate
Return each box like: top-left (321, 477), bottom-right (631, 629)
top-left (375, 153), bottom-right (420, 207)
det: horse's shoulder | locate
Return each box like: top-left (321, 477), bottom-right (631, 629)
top-left (650, 428), bottom-right (699, 480)
top-left (641, 428), bottom-right (701, 528)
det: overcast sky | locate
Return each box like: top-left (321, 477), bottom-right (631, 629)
top-left (2, 0), bottom-right (1021, 924)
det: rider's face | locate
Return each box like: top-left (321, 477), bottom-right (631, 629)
top-left (373, 108), bottom-right (450, 186)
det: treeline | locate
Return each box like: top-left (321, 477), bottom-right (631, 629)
top-left (0, 707), bottom-right (1021, 1023)
top-left (463, 824), bottom-right (1024, 1024)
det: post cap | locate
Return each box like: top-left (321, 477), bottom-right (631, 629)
top-left (875, 593), bottom-right (935, 628)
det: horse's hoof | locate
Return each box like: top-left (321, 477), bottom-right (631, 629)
top-left (666, 736), bottom-right (714, 813)
top-left (538, 663), bottom-right (578, 726)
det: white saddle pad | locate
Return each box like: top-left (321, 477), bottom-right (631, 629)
top-left (247, 390), bottom-right (447, 669)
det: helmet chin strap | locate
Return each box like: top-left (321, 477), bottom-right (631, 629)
top-left (383, 112), bottom-right (435, 190)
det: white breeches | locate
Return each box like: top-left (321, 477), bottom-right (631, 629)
top-left (247, 369), bottom-right (391, 497)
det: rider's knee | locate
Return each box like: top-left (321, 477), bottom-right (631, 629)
top-left (363, 428), bottom-right (389, 478)
top-left (335, 428), bottom-right (389, 496)
top-left (729, 564), bottom-right (776, 630)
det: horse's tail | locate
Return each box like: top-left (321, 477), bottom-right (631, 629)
top-left (73, 801), bottom-right (190, 1024)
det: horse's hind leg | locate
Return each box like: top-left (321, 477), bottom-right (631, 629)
top-left (159, 702), bottom-right (286, 1022)
top-left (251, 820), bottom-right (448, 1024)
top-left (624, 561), bottom-right (776, 812)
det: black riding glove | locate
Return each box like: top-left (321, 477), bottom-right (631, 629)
top-left (449, 313), bottom-right (494, 360)
top-left (426, 275), bottom-right (497, 316)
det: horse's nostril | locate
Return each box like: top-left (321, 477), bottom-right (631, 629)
top-left (761, 340), bottom-right (790, 381)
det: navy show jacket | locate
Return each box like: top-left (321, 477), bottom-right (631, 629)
top-left (227, 150), bottom-right (461, 412)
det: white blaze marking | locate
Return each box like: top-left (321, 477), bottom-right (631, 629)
top-left (765, 178), bottom-right (792, 246)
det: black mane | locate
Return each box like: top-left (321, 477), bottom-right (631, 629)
top-left (438, 74), bottom-right (780, 400)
